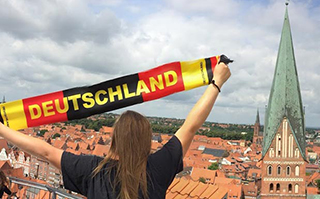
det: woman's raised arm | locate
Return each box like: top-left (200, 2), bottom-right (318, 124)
top-left (175, 62), bottom-right (231, 157)
top-left (0, 123), bottom-right (63, 170)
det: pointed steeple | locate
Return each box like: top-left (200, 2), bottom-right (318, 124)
top-left (262, 5), bottom-right (306, 160)
top-left (255, 108), bottom-right (260, 124)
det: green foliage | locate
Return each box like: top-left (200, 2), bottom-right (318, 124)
top-left (64, 117), bottom-right (116, 131)
top-left (199, 125), bottom-right (254, 141)
top-left (208, 162), bottom-right (219, 170)
top-left (316, 179), bottom-right (320, 190)
top-left (199, 177), bottom-right (206, 184)
top-left (52, 133), bottom-right (61, 139)
top-left (38, 129), bottom-right (48, 137)
top-left (308, 148), bottom-right (314, 152)
top-left (62, 113), bottom-right (256, 142)
top-left (151, 124), bottom-right (179, 134)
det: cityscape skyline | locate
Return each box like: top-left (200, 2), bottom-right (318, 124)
top-left (0, 0), bottom-right (319, 127)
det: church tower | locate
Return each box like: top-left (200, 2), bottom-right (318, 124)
top-left (253, 109), bottom-right (263, 146)
top-left (261, 4), bottom-right (306, 199)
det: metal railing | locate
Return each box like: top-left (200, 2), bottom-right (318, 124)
top-left (8, 176), bottom-right (83, 199)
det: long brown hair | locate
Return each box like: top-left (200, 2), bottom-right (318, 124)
top-left (93, 110), bottom-right (152, 199)
top-left (0, 170), bottom-right (9, 187)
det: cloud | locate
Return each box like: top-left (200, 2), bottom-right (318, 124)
top-left (0, 0), bottom-right (121, 43)
top-left (0, 0), bottom-right (319, 127)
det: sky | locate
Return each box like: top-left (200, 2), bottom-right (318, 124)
top-left (0, 0), bottom-right (319, 128)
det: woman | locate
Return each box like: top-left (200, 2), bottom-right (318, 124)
top-left (0, 61), bottom-right (231, 199)
top-left (0, 170), bottom-right (12, 198)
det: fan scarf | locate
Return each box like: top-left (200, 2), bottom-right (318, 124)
top-left (1, 55), bottom-right (223, 130)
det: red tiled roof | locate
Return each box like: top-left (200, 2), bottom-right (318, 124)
top-left (0, 160), bottom-right (11, 170)
top-left (307, 172), bottom-right (320, 186)
top-left (92, 144), bottom-right (110, 157)
top-left (247, 168), bottom-right (261, 178)
top-left (52, 140), bottom-right (66, 149)
top-left (100, 126), bottom-right (113, 134)
top-left (166, 177), bottom-right (228, 199)
top-left (189, 182), bottom-right (208, 197)
top-left (225, 184), bottom-right (242, 199)
top-left (151, 142), bottom-right (163, 151)
top-left (243, 181), bottom-right (258, 197)
top-left (0, 138), bottom-right (9, 151)
top-left (199, 184), bottom-right (219, 198)
top-left (307, 187), bottom-right (319, 195)
top-left (190, 167), bottom-right (217, 183)
top-left (3, 168), bottom-right (24, 178)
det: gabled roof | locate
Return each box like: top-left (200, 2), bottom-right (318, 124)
top-left (190, 167), bottom-right (217, 183)
top-left (92, 144), bottom-right (110, 157)
top-left (166, 177), bottom-right (229, 199)
top-left (0, 160), bottom-right (11, 170)
top-left (0, 138), bottom-right (9, 151)
top-left (262, 5), bottom-right (306, 160)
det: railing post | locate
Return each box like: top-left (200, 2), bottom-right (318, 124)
top-left (51, 191), bottom-right (56, 199)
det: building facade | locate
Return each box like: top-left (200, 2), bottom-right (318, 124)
top-left (261, 4), bottom-right (306, 199)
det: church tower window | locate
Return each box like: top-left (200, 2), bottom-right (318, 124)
top-left (276, 134), bottom-right (281, 157)
top-left (288, 184), bottom-right (292, 193)
top-left (269, 148), bottom-right (274, 158)
top-left (295, 166), bottom-right (299, 176)
top-left (277, 165), bottom-right (281, 175)
top-left (267, 165), bottom-right (272, 175)
top-left (294, 184), bottom-right (299, 193)
top-left (289, 134), bottom-right (293, 157)
top-left (270, 183), bottom-right (274, 192)
top-left (295, 148), bottom-right (300, 158)
top-left (276, 183), bottom-right (280, 192)
top-left (286, 166), bottom-right (291, 176)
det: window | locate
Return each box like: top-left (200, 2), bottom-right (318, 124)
top-left (268, 165), bottom-right (272, 175)
top-left (286, 166), bottom-right (291, 176)
top-left (276, 134), bottom-right (281, 157)
top-left (270, 183), bottom-right (274, 192)
top-left (288, 184), bottom-right (292, 192)
top-left (295, 184), bottom-right (299, 193)
top-left (295, 166), bottom-right (300, 176)
top-left (276, 183), bottom-right (280, 192)
top-left (289, 134), bottom-right (293, 157)
top-left (277, 166), bottom-right (281, 175)
top-left (269, 148), bottom-right (274, 158)
top-left (295, 148), bottom-right (300, 158)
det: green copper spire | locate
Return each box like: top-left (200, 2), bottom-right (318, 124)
top-left (262, 5), bottom-right (306, 160)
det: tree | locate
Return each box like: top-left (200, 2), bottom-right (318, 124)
top-left (199, 177), bottom-right (206, 184)
top-left (308, 148), bottom-right (314, 152)
top-left (208, 162), bottom-right (219, 170)
top-left (52, 133), bottom-right (61, 139)
top-left (38, 129), bottom-right (48, 137)
top-left (316, 179), bottom-right (320, 190)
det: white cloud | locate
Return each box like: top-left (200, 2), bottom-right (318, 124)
top-left (0, 0), bottom-right (319, 127)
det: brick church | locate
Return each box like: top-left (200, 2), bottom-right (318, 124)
top-left (261, 3), bottom-right (307, 199)
top-left (253, 109), bottom-right (263, 147)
